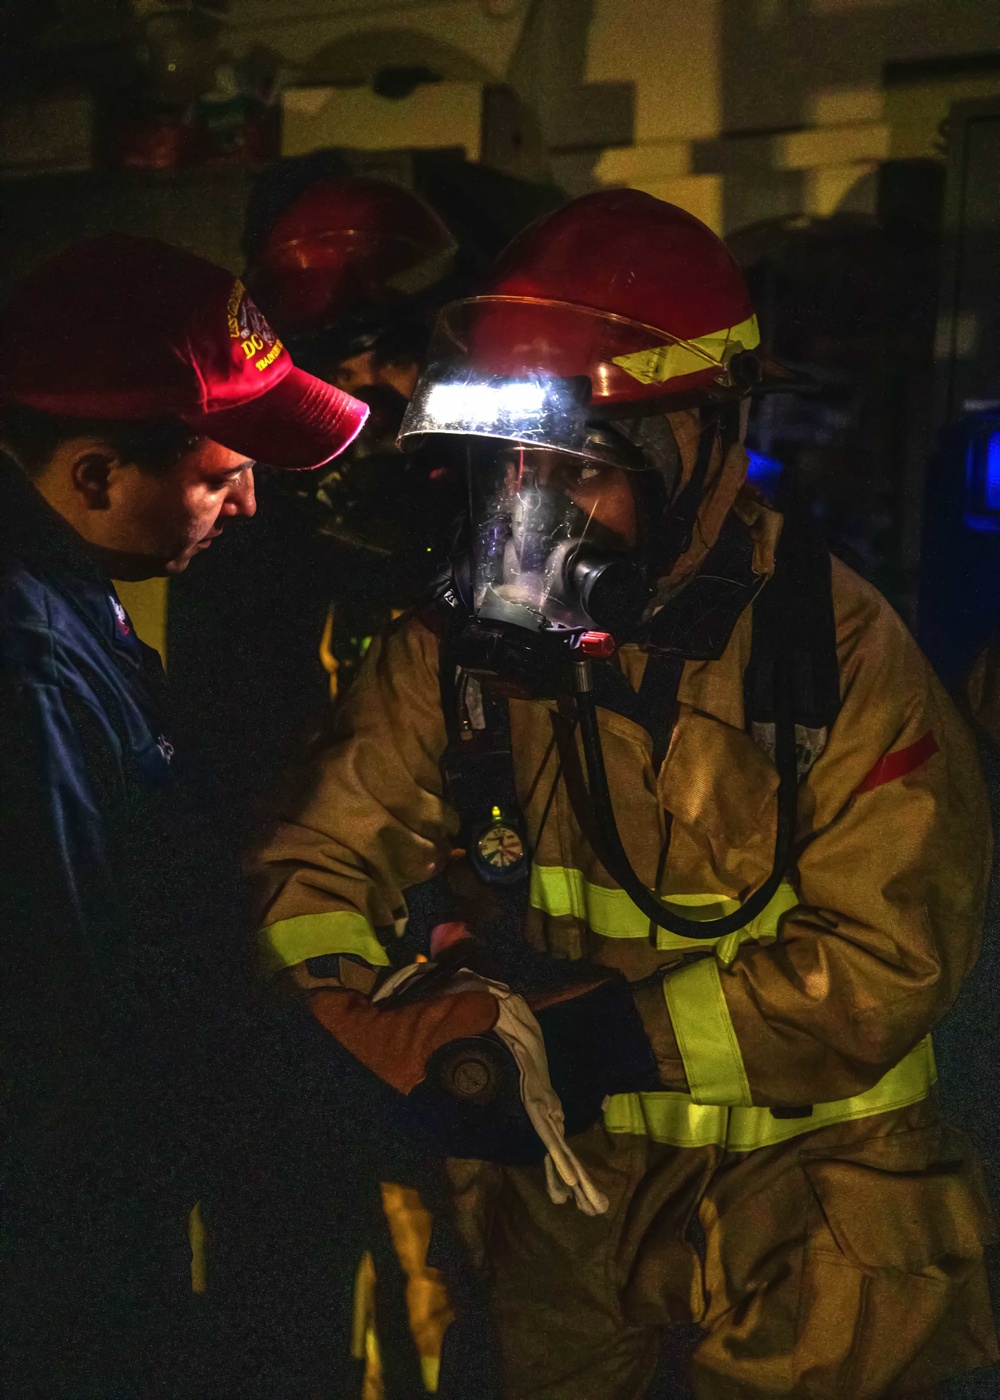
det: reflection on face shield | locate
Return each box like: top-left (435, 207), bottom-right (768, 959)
top-left (472, 445), bottom-right (649, 634)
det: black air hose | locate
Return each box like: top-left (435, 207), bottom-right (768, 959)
top-left (573, 655), bottom-right (799, 943)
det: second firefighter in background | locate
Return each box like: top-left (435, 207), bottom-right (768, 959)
top-left (248, 173), bottom-right (466, 697)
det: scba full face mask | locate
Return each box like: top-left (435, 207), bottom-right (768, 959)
top-left (399, 350), bottom-right (667, 639)
top-left (468, 437), bottom-right (652, 635)
top-left (396, 289), bottom-right (730, 640)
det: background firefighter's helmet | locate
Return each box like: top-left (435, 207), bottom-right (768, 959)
top-left (243, 175), bottom-right (465, 590)
top-left (248, 175), bottom-right (458, 348)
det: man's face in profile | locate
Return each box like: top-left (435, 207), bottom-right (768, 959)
top-left (107, 440), bottom-right (257, 577)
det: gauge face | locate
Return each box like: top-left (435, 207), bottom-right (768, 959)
top-left (448, 1055), bottom-right (493, 1099)
top-left (476, 822), bottom-right (525, 870)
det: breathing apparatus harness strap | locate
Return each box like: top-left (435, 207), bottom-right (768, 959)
top-left (438, 661), bottom-right (528, 888)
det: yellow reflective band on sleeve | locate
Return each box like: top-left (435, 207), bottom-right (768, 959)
top-left (664, 954), bottom-right (753, 1106)
top-left (603, 1035), bottom-right (936, 1152)
top-left (529, 865), bottom-right (797, 955)
top-left (257, 910), bottom-right (391, 975)
top-left (612, 313), bottom-right (761, 387)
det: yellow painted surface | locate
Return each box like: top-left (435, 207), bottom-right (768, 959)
top-left (227, 0), bottom-right (1000, 245)
top-left (634, 175), bottom-right (723, 235)
top-left (779, 122), bottom-right (890, 170)
top-left (805, 160), bottom-right (878, 216)
top-left (282, 82), bottom-right (483, 159)
top-left (811, 0), bottom-right (914, 11)
top-left (227, 0), bottom-right (522, 81)
top-left (594, 140), bottom-right (690, 187)
top-left (886, 74), bottom-right (1000, 159)
top-left (809, 84), bottom-right (883, 126)
top-left (112, 577), bottom-right (169, 667)
top-left (588, 0), bottom-right (722, 144)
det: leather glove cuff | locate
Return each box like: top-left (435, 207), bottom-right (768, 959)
top-left (534, 977), bottom-right (661, 1134)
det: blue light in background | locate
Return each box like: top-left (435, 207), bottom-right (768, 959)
top-left (963, 417), bottom-right (1000, 531)
top-left (984, 429), bottom-right (1000, 511)
top-left (745, 450), bottom-right (784, 498)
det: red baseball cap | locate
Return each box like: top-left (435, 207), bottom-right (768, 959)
top-left (0, 234), bottom-right (368, 471)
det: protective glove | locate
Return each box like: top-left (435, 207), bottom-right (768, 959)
top-left (303, 942), bottom-right (658, 1173)
top-left (527, 976), bottom-right (662, 1129)
top-left (306, 984), bottom-right (500, 1094)
top-left (380, 948), bottom-right (660, 1167)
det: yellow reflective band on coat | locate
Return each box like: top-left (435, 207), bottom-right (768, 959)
top-left (257, 910), bottom-right (391, 975)
top-left (665, 954), bottom-right (753, 1105)
top-left (529, 864), bottom-right (797, 958)
top-left (612, 313), bottom-right (761, 387)
top-left (603, 1035), bottom-right (937, 1152)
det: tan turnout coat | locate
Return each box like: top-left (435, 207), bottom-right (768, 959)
top-left (254, 481), bottom-right (998, 1398)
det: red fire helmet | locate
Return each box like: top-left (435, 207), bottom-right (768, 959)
top-left (464, 189), bottom-right (762, 412)
top-left (250, 176), bottom-right (457, 335)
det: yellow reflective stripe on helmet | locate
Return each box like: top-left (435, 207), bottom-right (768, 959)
top-left (664, 955), bottom-right (753, 1106)
top-left (603, 1036), bottom-right (936, 1152)
top-left (612, 312), bottom-right (761, 387)
top-left (258, 910), bottom-right (391, 975)
top-left (529, 864), bottom-right (797, 955)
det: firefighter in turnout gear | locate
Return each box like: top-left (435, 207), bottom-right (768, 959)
top-left (253, 191), bottom-right (998, 1399)
top-left (248, 174), bottom-right (465, 698)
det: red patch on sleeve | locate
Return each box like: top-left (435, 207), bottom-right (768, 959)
top-left (855, 730), bottom-right (940, 796)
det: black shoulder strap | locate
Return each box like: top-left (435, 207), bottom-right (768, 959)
top-left (589, 653), bottom-right (684, 770)
top-left (744, 513), bottom-right (840, 735)
top-left (436, 607), bottom-right (530, 885)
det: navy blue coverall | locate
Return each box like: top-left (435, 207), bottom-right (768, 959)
top-left (0, 462), bottom-right (248, 1399)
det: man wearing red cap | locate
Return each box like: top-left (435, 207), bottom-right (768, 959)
top-left (0, 234), bottom-right (366, 1398)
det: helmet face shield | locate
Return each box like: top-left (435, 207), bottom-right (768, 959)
top-left (400, 359), bottom-right (596, 460)
top-left (398, 297), bottom-right (760, 440)
top-left (469, 442), bottom-right (650, 634)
